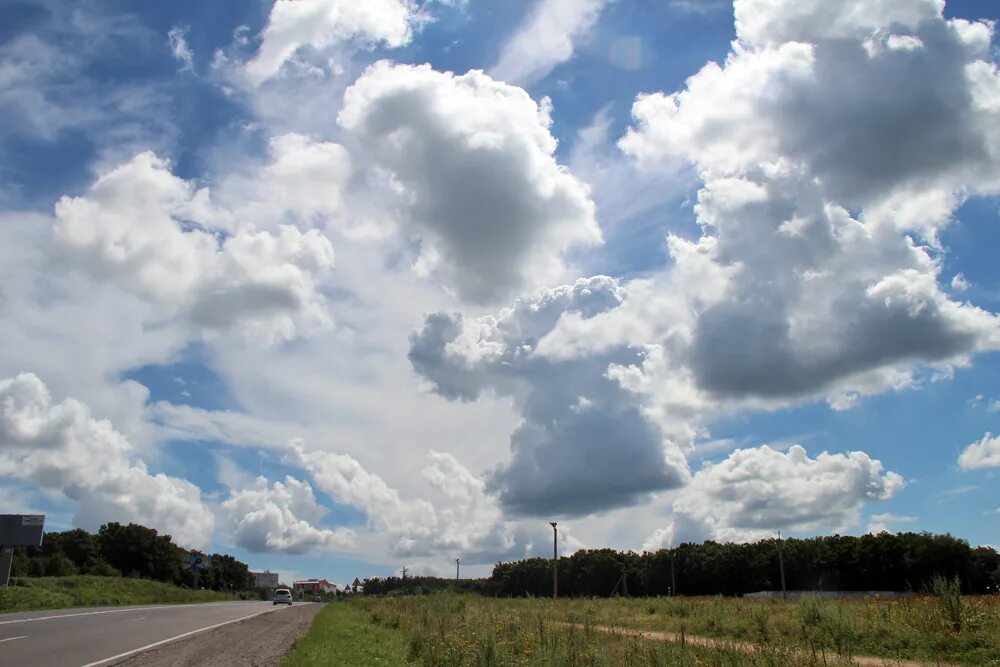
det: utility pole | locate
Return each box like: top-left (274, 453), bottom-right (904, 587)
top-left (401, 566), bottom-right (407, 579)
top-left (550, 522), bottom-right (558, 599)
top-left (776, 531), bottom-right (787, 601)
top-left (670, 548), bottom-right (676, 597)
top-left (455, 558), bottom-right (460, 581)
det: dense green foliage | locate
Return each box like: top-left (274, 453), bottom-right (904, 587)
top-left (283, 600), bottom-right (413, 666)
top-left (0, 575), bottom-right (242, 612)
top-left (487, 533), bottom-right (1000, 598)
top-left (9, 522), bottom-right (255, 592)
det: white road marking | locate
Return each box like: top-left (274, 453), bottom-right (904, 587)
top-left (0, 635), bottom-right (28, 643)
top-left (77, 605), bottom-right (303, 667)
top-left (124, 617), bottom-right (148, 622)
top-left (0, 602), bottom-right (245, 626)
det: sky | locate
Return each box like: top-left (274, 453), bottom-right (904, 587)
top-left (0, 0), bottom-right (998, 587)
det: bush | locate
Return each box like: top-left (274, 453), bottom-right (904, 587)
top-left (931, 575), bottom-right (964, 633)
top-left (85, 559), bottom-right (121, 577)
top-left (798, 595), bottom-right (824, 628)
top-left (45, 553), bottom-right (77, 577)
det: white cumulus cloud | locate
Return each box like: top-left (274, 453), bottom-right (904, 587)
top-left (611, 0), bottom-right (1000, 411)
top-left (958, 432), bottom-right (1000, 470)
top-left (643, 445), bottom-right (905, 549)
top-left (0, 373), bottom-right (213, 549)
top-left (245, 0), bottom-right (421, 85)
top-left (286, 443), bottom-right (439, 554)
top-left (223, 476), bottom-right (356, 554)
top-left (409, 276), bottom-right (690, 516)
top-left (866, 512), bottom-right (917, 535)
top-left (53, 151), bottom-right (337, 341)
top-left (339, 61), bottom-right (601, 303)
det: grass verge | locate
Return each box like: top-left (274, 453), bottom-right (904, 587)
top-left (283, 601), bottom-right (412, 666)
top-left (0, 575), bottom-right (240, 612)
top-left (352, 593), bottom-right (1000, 666)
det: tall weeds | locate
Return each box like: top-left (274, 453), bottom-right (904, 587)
top-left (930, 574), bottom-right (964, 633)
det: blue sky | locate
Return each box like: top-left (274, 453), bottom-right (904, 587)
top-left (0, 0), bottom-right (998, 586)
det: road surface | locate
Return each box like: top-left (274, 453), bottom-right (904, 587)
top-left (0, 601), bottom-right (311, 666)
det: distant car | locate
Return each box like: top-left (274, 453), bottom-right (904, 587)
top-left (272, 588), bottom-right (293, 605)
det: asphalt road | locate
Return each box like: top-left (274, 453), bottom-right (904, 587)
top-left (0, 601), bottom-right (309, 667)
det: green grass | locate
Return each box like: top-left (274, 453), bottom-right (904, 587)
top-left (560, 594), bottom-right (1000, 665)
top-left (329, 593), bottom-right (1000, 667)
top-left (283, 601), bottom-right (413, 666)
top-left (0, 575), bottom-right (240, 612)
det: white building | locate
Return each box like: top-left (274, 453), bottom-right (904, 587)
top-left (293, 578), bottom-right (338, 595)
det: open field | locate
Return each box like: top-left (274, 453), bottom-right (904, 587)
top-left (0, 575), bottom-right (242, 612)
top-left (291, 593), bottom-right (1000, 666)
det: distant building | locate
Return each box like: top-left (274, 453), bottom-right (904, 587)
top-left (293, 578), bottom-right (338, 595)
top-left (252, 571), bottom-right (280, 588)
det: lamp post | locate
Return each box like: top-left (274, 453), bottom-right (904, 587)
top-left (550, 522), bottom-right (558, 599)
top-left (776, 531), bottom-right (787, 601)
top-left (670, 548), bottom-right (676, 597)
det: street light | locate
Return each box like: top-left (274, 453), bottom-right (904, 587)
top-left (550, 522), bottom-right (558, 599)
top-left (455, 557), bottom-right (460, 581)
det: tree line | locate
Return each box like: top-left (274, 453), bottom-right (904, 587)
top-left (488, 533), bottom-right (1000, 598)
top-left (360, 575), bottom-right (489, 596)
top-left (9, 522), bottom-right (256, 592)
top-left (359, 532), bottom-right (1000, 598)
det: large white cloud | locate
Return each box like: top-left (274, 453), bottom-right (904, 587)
top-left (212, 133), bottom-right (353, 231)
top-left (0, 373), bottom-right (213, 549)
top-left (957, 432), bottom-right (1000, 470)
top-left (222, 475), bottom-right (356, 554)
top-left (734, 0), bottom-right (947, 48)
top-left (409, 276), bottom-right (690, 516)
top-left (612, 0), bottom-right (1000, 409)
top-left (245, 0), bottom-right (420, 85)
top-left (643, 445), bottom-right (905, 549)
top-left (405, 0), bottom-right (1000, 526)
top-left (679, 171), bottom-right (998, 401)
top-left (339, 61), bottom-right (602, 303)
top-left (285, 443), bottom-right (438, 555)
top-left (287, 442), bottom-right (567, 561)
top-left (490, 0), bottom-right (607, 86)
top-left (621, 0), bottom-right (1000, 210)
top-left (53, 150), bottom-right (337, 341)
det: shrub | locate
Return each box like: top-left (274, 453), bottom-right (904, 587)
top-left (931, 575), bottom-right (964, 633)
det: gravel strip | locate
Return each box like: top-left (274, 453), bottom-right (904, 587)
top-left (113, 603), bottom-right (324, 667)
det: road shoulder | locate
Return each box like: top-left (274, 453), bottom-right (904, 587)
top-left (112, 603), bottom-right (322, 667)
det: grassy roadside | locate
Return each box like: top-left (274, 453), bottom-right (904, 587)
top-left (353, 593), bottom-right (1000, 666)
top-left (283, 601), bottom-right (413, 666)
top-left (0, 576), bottom-right (241, 612)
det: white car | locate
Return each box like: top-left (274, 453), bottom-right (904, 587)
top-left (272, 588), bottom-right (293, 605)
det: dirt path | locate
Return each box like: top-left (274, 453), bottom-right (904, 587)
top-left (114, 603), bottom-right (323, 667)
top-left (562, 623), bottom-right (960, 667)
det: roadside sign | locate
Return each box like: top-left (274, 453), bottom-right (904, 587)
top-left (183, 554), bottom-right (212, 573)
top-left (1, 514), bottom-right (46, 587)
top-left (0, 514), bottom-right (45, 547)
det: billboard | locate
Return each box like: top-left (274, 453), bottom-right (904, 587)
top-left (0, 514), bottom-right (45, 546)
top-left (182, 554), bottom-right (212, 573)
top-left (253, 571), bottom-right (279, 588)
